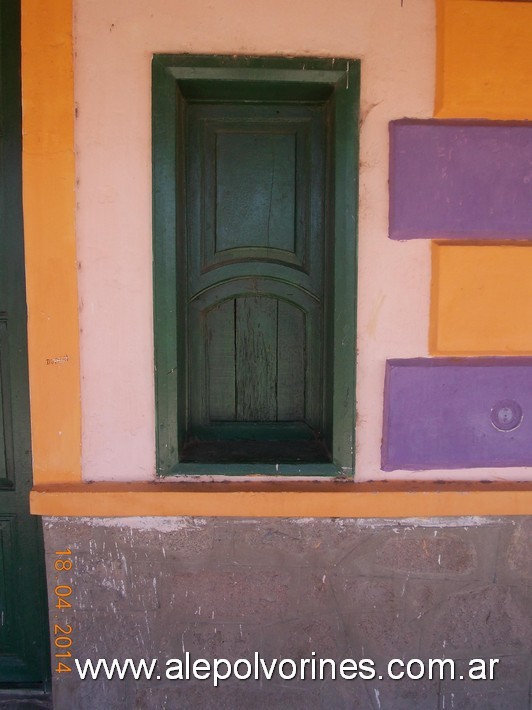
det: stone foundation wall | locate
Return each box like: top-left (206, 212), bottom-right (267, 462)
top-left (42, 517), bottom-right (532, 709)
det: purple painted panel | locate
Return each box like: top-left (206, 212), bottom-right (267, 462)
top-left (382, 358), bottom-right (532, 470)
top-left (389, 120), bottom-right (532, 240)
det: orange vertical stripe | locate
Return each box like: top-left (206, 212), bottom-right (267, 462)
top-left (21, 0), bottom-right (81, 484)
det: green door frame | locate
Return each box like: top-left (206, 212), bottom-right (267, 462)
top-left (0, 0), bottom-right (50, 690)
top-left (153, 55), bottom-right (359, 477)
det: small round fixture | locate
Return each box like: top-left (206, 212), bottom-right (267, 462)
top-left (490, 400), bottom-right (523, 432)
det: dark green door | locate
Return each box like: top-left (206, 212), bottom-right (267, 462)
top-left (0, 0), bottom-right (49, 688)
top-left (153, 56), bottom-right (359, 475)
top-left (182, 97), bottom-right (332, 463)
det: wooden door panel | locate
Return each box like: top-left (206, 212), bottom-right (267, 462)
top-left (0, 516), bottom-right (14, 652)
top-left (205, 300), bottom-right (236, 421)
top-left (0, 514), bottom-right (35, 680)
top-left (0, 0), bottom-right (49, 687)
top-left (277, 301), bottom-right (305, 421)
top-left (190, 278), bottom-right (322, 432)
top-left (187, 103), bottom-right (325, 293)
top-left (235, 296), bottom-right (278, 421)
top-left (0, 321), bottom-right (14, 487)
top-left (204, 297), bottom-right (307, 424)
top-left (186, 98), bottom-right (328, 447)
top-left (215, 131), bottom-right (296, 253)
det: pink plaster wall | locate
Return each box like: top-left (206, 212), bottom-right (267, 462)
top-left (75, 0), bottom-right (455, 482)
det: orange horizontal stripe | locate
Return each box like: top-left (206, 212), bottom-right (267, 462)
top-left (30, 481), bottom-right (532, 518)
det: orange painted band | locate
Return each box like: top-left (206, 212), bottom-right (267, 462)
top-left (21, 0), bottom-right (82, 484)
top-left (30, 482), bottom-right (532, 518)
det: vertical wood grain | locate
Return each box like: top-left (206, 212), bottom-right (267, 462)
top-left (207, 300), bottom-right (236, 420)
top-left (277, 302), bottom-right (305, 421)
top-left (236, 296), bottom-right (277, 421)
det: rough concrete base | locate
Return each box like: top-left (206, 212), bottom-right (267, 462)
top-left (42, 517), bottom-right (532, 710)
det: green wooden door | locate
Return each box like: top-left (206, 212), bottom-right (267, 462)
top-left (183, 99), bottom-right (331, 463)
top-left (0, 0), bottom-right (50, 688)
top-left (153, 56), bottom-right (359, 475)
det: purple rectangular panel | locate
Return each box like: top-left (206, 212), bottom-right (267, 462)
top-left (382, 358), bottom-right (532, 470)
top-left (389, 120), bottom-right (532, 240)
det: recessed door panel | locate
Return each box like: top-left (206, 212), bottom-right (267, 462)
top-left (203, 296), bottom-right (308, 425)
top-left (215, 131), bottom-right (297, 254)
top-left (185, 98), bottom-right (329, 455)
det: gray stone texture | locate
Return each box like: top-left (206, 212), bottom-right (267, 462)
top-left (42, 517), bottom-right (532, 709)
